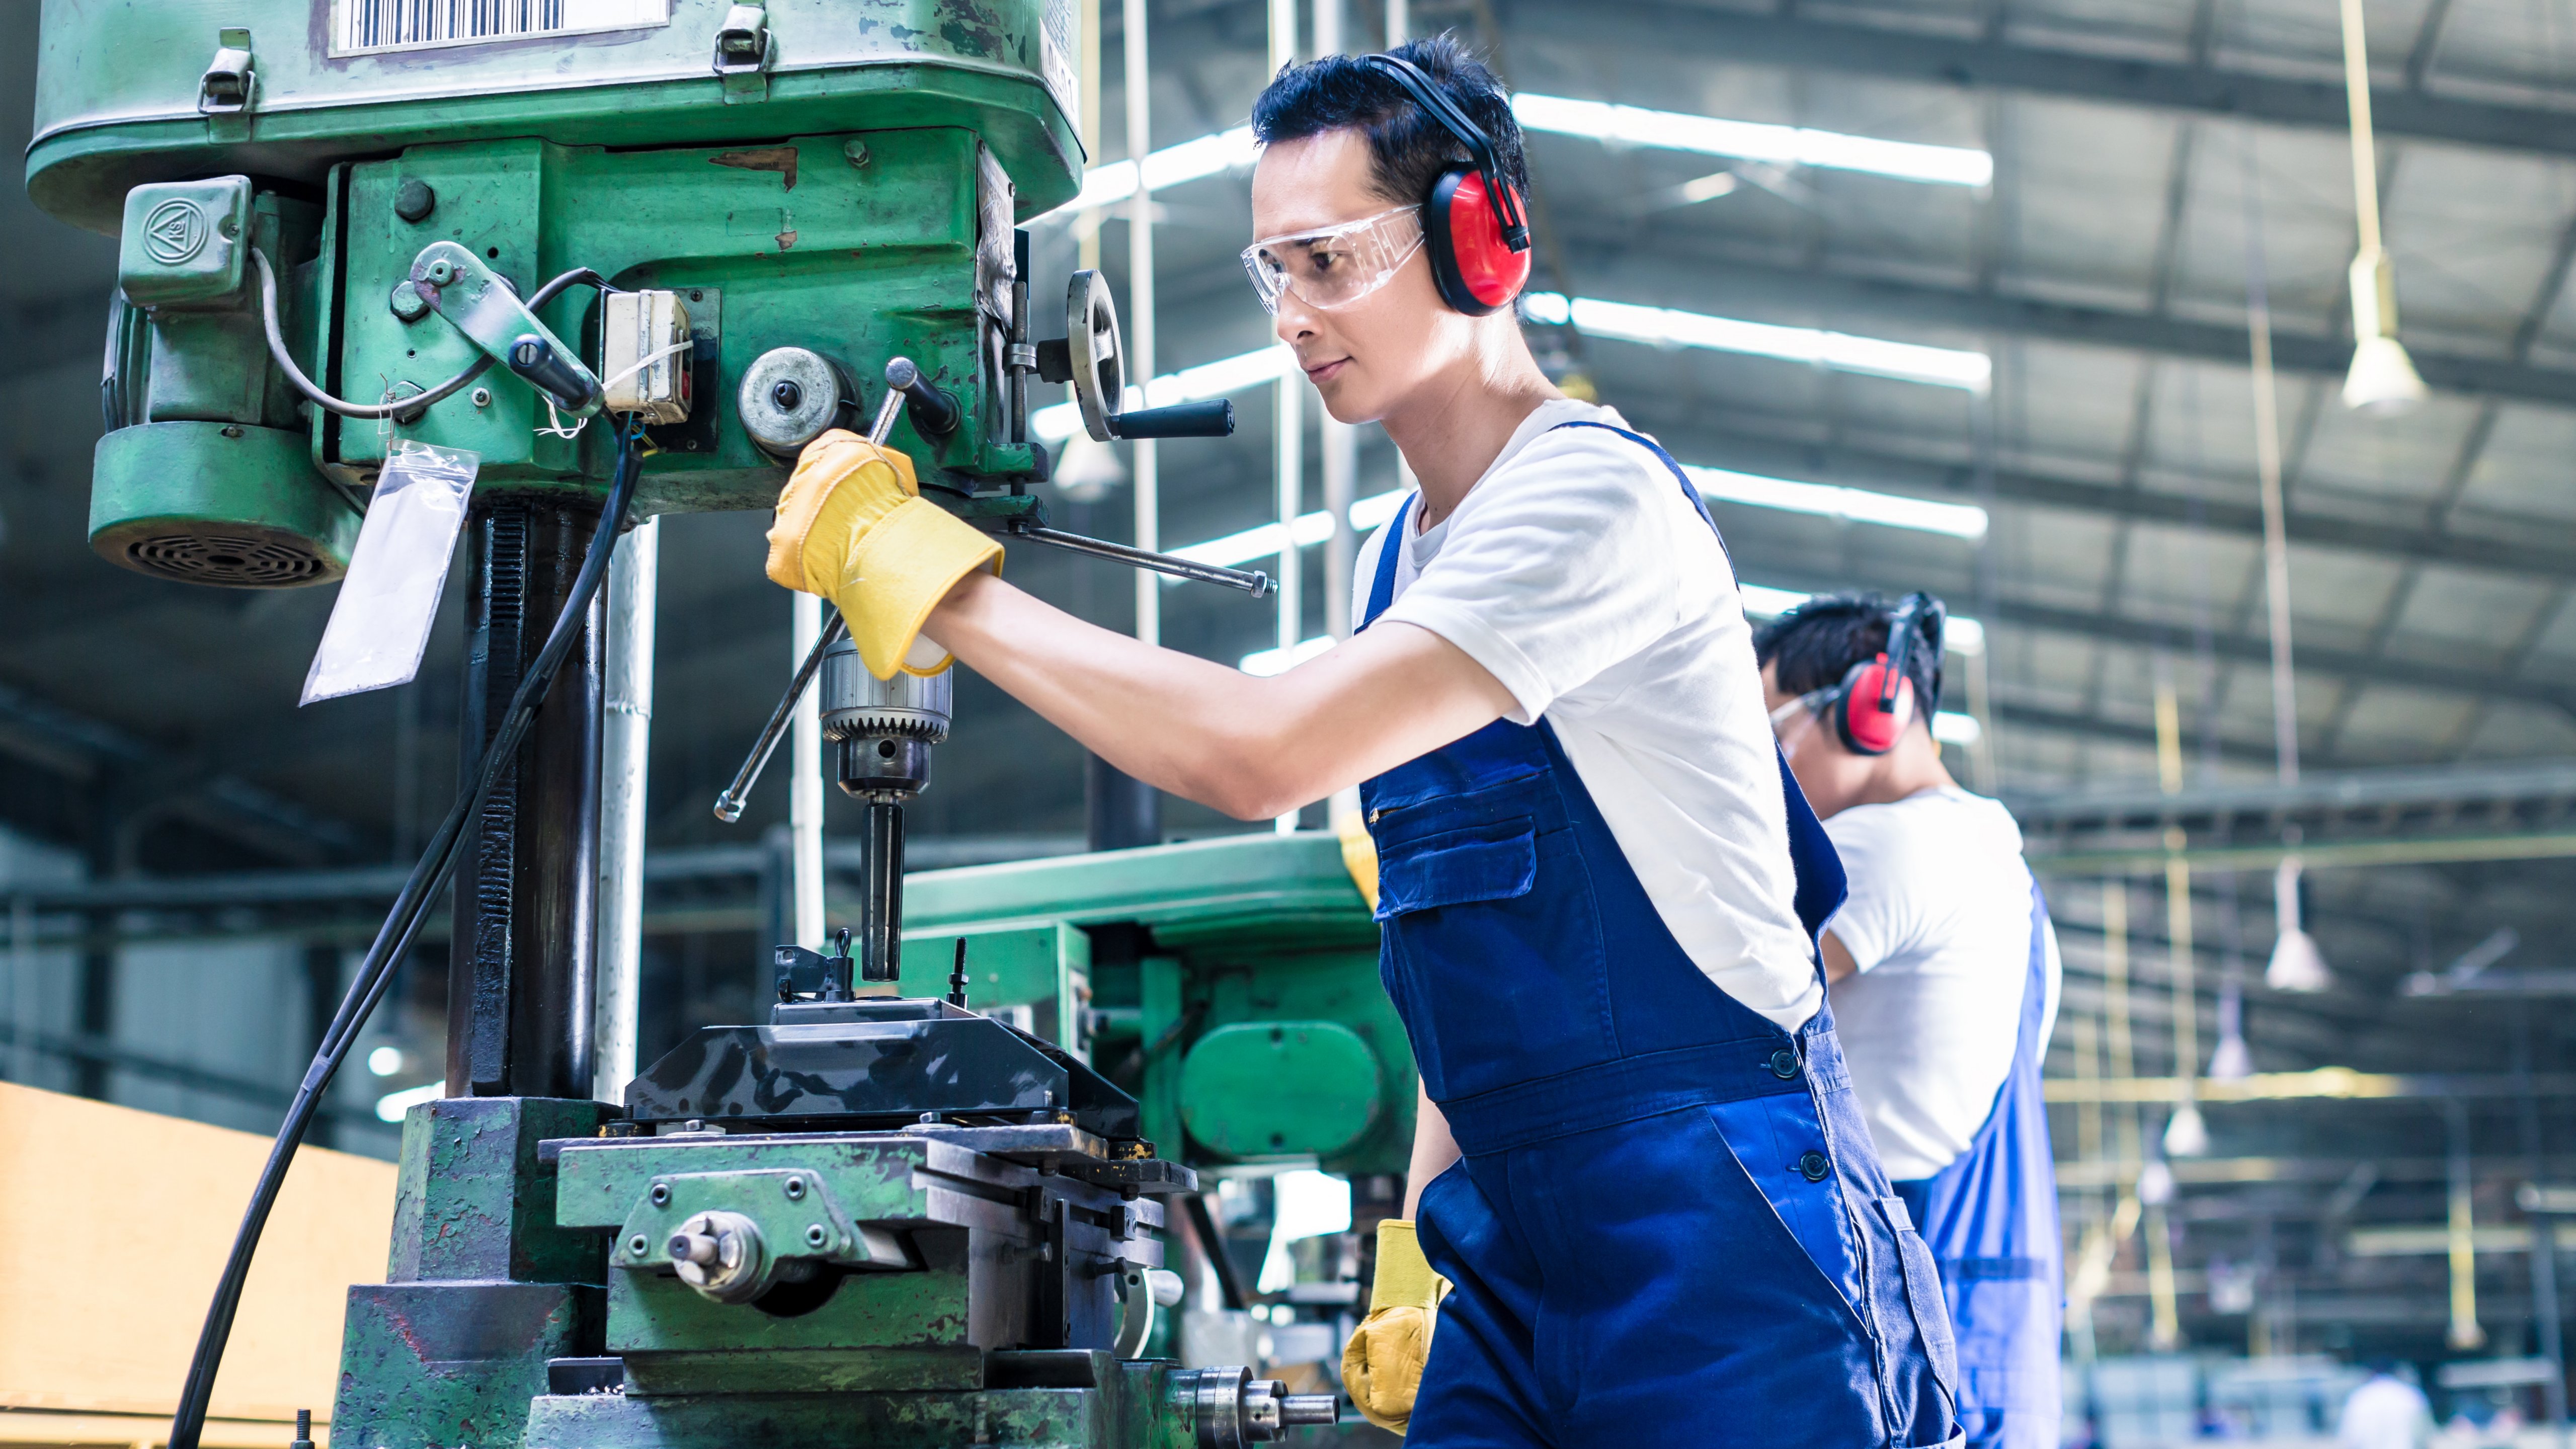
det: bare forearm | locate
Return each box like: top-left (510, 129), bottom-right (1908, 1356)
top-left (924, 571), bottom-right (1509, 820)
top-left (1404, 1082), bottom-right (1460, 1218)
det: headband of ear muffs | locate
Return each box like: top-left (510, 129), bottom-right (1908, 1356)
top-left (1358, 53), bottom-right (1533, 317)
top-left (1831, 593), bottom-right (1946, 757)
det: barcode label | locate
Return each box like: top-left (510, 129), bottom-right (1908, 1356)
top-left (331, 0), bottom-right (669, 55)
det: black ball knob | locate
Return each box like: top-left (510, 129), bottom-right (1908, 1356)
top-left (771, 380), bottom-right (804, 413)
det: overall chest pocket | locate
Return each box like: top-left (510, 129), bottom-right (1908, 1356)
top-left (1375, 816), bottom-right (1619, 1100)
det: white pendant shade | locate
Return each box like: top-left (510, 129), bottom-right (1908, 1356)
top-left (2163, 1103), bottom-right (2211, 1158)
top-left (2343, 332), bottom-right (2427, 416)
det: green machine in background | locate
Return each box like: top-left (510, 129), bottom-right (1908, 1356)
top-left (907, 835), bottom-right (1411, 1183)
top-left (28, 2), bottom-right (1390, 1446)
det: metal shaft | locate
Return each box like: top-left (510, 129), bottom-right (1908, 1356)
top-left (447, 497), bottom-right (604, 1099)
top-left (859, 798), bottom-right (906, 983)
top-left (714, 613), bottom-right (847, 821)
top-left (1014, 524), bottom-right (1273, 596)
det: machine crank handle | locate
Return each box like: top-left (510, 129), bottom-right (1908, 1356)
top-left (715, 373), bottom-right (919, 824)
top-left (713, 611), bottom-right (847, 823)
top-left (1107, 398), bottom-right (1235, 440)
top-left (1007, 522), bottom-right (1273, 597)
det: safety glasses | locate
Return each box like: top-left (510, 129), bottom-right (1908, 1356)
top-left (1241, 205), bottom-right (1425, 315)
top-left (1769, 689), bottom-right (1837, 738)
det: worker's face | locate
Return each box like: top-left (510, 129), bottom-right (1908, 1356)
top-left (1250, 129), bottom-right (1475, 425)
top-left (1762, 660), bottom-right (1875, 821)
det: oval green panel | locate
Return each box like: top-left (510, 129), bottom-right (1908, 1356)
top-left (1180, 1019), bottom-right (1383, 1160)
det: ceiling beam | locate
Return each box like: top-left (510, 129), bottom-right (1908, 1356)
top-left (1501, 0), bottom-right (2576, 159)
top-left (1651, 422), bottom-right (2576, 582)
top-left (1571, 245), bottom-right (2576, 409)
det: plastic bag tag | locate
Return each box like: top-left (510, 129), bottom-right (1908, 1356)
top-left (300, 440), bottom-right (479, 705)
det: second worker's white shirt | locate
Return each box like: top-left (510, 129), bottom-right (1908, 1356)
top-left (1349, 398), bottom-right (1821, 1033)
top-left (1821, 785), bottom-right (2061, 1180)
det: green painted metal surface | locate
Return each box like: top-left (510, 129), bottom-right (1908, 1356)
top-left (29, 0), bottom-right (1080, 233)
top-left (1179, 1021), bottom-right (1384, 1160)
top-left (89, 422), bottom-right (359, 584)
top-left (521, 1360), bottom-right (1202, 1449)
top-left (907, 836), bottom-right (1415, 1176)
top-left (905, 919), bottom-right (1092, 1052)
top-left (333, 1097), bottom-right (609, 1449)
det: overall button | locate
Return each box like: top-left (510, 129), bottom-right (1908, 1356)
top-left (1796, 1150), bottom-right (1831, 1182)
top-left (1767, 1047), bottom-right (1801, 1080)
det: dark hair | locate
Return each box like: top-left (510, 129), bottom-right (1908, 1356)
top-left (1249, 35), bottom-right (1528, 208)
top-left (1752, 592), bottom-right (1945, 721)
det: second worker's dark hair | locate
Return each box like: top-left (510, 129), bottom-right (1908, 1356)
top-left (1250, 35), bottom-right (1530, 208)
top-left (1752, 592), bottom-right (1944, 720)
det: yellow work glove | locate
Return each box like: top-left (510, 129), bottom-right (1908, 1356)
top-left (1342, 1219), bottom-right (1449, 1433)
top-left (1335, 807), bottom-right (1380, 912)
top-left (765, 430), bottom-right (1000, 679)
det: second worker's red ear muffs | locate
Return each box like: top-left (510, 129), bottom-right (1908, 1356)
top-left (1832, 654), bottom-right (1916, 756)
top-left (1827, 592), bottom-right (1944, 757)
top-left (1359, 52), bottom-right (1533, 317)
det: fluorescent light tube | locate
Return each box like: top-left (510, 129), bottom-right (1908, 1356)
top-left (1524, 293), bottom-right (1990, 391)
top-left (1513, 94), bottom-right (1992, 188)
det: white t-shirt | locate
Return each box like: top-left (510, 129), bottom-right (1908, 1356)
top-left (1821, 786), bottom-right (2061, 1180)
top-left (1349, 399), bottom-right (1819, 1033)
top-left (2338, 1376), bottom-right (2430, 1449)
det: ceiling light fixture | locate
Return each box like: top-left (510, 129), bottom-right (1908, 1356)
top-left (2335, 0), bottom-right (2426, 415)
top-left (1522, 292), bottom-right (1992, 391)
top-left (1511, 94), bottom-right (1993, 188)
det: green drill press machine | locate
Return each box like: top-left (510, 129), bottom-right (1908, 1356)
top-left (29, 3), bottom-right (1409, 1444)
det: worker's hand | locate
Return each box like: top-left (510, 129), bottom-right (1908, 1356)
top-left (1342, 1219), bottom-right (1449, 1433)
top-left (765, 430), bottom-right (1000, 678)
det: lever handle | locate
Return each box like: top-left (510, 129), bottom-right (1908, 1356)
top-left (883, 356), bottom-right (961, 437)
top-left (1107, 398), bottom-right (1235, 440)
top-left (509, 334), bottom-right (603, 415)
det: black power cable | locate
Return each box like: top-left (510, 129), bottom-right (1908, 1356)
top-left (165, 419), bottom-right (646, 1449)
top-left (252, 251), bottom-right (619, 420)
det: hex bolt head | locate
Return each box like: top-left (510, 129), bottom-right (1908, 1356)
top-left (388, 281), bottom-right (430, 324)
top-left (650, 1181), bottom-right (672, 1206)
top-left (394, 179), bottom-right (437, 223)
top-left (783, 1176), bottom-right (806, 1200)
top-left (843, 139), bottom-right (869, 167)
top-left (806, 1224), bottom-right (829, 1248)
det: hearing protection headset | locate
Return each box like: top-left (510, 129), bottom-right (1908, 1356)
top-left (1358, 53), bottom-right (1533, 317)
top-left (1825, 592), bottom-right (1946, 756)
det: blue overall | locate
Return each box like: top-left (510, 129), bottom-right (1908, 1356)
top-left (1361, 422), bottom-right (1960, 1448)
top-left (1890, 887), bottom-right (2064, 1449)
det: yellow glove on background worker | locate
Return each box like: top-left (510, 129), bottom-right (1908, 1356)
top-left (1335, 807), bottom-right (1380, 912)
top-left (1342, 1218), bottom-right (1450, 1433)
top-left (764, 430), bottom-right (1000, 679)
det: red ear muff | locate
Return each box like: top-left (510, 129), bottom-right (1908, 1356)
top-left (1834, 654), bottom-right (1915, 756)
top-left (1425, 167), bottom-right (1532, 316)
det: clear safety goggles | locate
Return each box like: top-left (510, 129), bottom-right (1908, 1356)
top-left (1240, 205), bottom-right (1425, 315)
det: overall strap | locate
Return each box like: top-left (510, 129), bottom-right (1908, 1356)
top-left (1359, 494), bottom-right (1415, 630)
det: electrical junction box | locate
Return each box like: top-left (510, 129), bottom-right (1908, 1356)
top-left (117, 176), bottom-right (252, 309)
top-left (602, 289), bottom-right (692, 424)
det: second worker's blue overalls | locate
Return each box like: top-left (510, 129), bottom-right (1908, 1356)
top-left (1891, 886), bottom-right (2064, 1449)
top-left (1361, 422), bottom-right (1961, 1448)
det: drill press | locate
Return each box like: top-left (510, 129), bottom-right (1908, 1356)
top-left (29, 3), bottom-right (1327, 1443)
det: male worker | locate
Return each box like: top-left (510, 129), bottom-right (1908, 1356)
top-left (764, 38), bottom-right (1957, 1447)
top-left (1756, 593), bottom-right (2064, 1449)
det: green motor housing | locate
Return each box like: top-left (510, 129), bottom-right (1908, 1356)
top-left (93, 175), bottom-right (359, 587)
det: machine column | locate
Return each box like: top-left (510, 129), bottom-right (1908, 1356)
top-left (447, 496), bottom-right (605, 1100)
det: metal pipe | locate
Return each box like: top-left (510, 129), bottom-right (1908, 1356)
top-left (593, 515), bottom-right (657, 1102)
top-left (1125, 0), bottom-right (1158, 649)
top-left (791, 592), bottom-right (826, 948)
